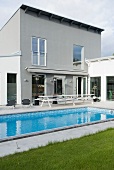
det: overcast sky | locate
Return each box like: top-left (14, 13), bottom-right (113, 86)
top-left (0, 0), bottom-right (114, 57)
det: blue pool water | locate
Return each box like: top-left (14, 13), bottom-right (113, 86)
top-left (0, 107), bottom-right (114, 140)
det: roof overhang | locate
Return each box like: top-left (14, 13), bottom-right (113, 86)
top-left (20, 4), bottom-right (104, 34)
top-left (85, 56), bottom-right (114, 64)
top-left (26, 67), bottom-right (88, 76)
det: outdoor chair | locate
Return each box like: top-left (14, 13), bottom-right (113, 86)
top-left (22, 99), bottom-right (30, 105)
top-left (6, 99), bottom-right (16, 108)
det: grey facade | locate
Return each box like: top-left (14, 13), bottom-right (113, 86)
top-left (0, 4), bottom-right (104, 104)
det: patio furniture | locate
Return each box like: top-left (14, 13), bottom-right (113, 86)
top-left (34, 96), bottom-right (39, 105)
top-left (6, 100), bottom-right (16, 108)
top-left (38, 96), bottom-right (54, 107)
top-left (22, 99), bottom-right (30, 105)
top-left (52, 96), bottom-right (58, 104)
top-left (39, 95), bottom-right (77, 107)
top-left (38, 94), bottom-right (94, 107)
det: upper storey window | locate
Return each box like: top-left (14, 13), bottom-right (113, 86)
top-left (32, 37), bottom-right (47, 66)
top-left (73, 45), bottom-right (84, 63)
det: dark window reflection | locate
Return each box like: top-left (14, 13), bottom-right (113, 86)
top-left (73, 45), bottom-right (83, 62)
top-left (32, 75), bottom-right (45, 101)
top-left (107, 77), bottom-right (114, 100)
top-left (7, 73), bottom-right (16, 101)
top-left (90, 77), bottom-right (101, 97)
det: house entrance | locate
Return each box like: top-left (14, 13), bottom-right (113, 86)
top-left (73, 76), bottom-right (87, 96)
top-left (54, 78), bottom-right (62, 95)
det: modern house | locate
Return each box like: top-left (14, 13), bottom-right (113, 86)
top-left (0, 4), bottom-right (104, 105)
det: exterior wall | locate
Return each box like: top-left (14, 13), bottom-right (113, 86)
top-left (0, 56), bottom-right (21, 105)
top-left (0, 10), bottom-right (20, 55)
top-left (88, 58), bottom-right (114, 101)
top-left (20, 9), bottom-right (101, 100)
top-left (66, 76), bottom-right (73, 95)
top-left (0, 6), bottom-right (102, 104)
top-left (20, 9), bottom-right (101, 70)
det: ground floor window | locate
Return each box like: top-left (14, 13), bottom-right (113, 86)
top-left (7, 73), bottom-right (17, 101)
top-left (90, 77), bottom-right (101, 97)
top-left (106, 76), bottom-right (114, 100)
top-left (32, 75), bottom-right (45, 100)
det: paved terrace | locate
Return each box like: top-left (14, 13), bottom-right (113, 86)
top-left (0, 101), bottom-right (114, 157)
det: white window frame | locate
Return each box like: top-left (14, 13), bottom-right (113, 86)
top-left (32, 37), bottom-right (47, 66)
top-left (73, 45), bottom-right (84, 64)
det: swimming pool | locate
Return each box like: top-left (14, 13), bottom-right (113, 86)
top-left (0, 107), bottom-right (114, 141)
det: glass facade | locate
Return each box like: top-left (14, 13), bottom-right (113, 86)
top-left (106, 76), bottom-right (114, 100)
top-left (7, 74), bottom-right (17, 101)
top-left (90, 77), bottom-right (101, 97)
top-left (32, 75), bottom-right (45, 101)
top-left (54, 79), bottom-right (62, 95)
top-left (73, 45), bottom-right (83, 62)
top-left (32, 37), bottom-right (46, 66)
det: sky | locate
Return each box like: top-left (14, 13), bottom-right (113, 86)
top-left (0, 0), bottom-right (114, 57)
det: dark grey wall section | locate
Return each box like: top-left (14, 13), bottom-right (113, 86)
top-left (65, 76), bottom-right (73, 95)
top-left (22, 71), bottom-right (32, 101)
top-left (46, 74), bottom-right (54, 95)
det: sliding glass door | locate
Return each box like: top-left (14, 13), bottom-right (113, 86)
top-left (73, 76), bottom-right (87, 96)
top-left (54, 79), bottom-right (62, 95)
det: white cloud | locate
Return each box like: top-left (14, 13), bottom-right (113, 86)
top-left (0, 0), bottom-right (114, 57)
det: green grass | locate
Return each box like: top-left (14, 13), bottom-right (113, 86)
top-left (0, 128), bottom-right (114, 170)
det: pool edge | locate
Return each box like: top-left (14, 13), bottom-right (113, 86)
top-left (0, 117), bottom-right (114, 143)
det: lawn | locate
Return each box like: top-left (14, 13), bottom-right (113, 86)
top-left (0, 128), bottom-right (114, 170)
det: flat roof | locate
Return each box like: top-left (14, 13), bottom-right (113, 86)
top-left (21, 4), bottom-right (104, 34)
top-left (86, 56), bottom-right (114, 63)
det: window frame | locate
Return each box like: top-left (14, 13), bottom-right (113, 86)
top-left (90, 77), bottom-right (101, 97)
top-left (31, 37), bottom-right (47, 66)
top-left (73, 44), bottom-right (84, 64)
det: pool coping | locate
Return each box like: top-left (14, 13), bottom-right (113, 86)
top-left (0, 106), bottom-right (114, 143)
top-left (0, 105), bottom-right (114, 116)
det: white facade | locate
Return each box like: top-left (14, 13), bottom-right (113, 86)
top-left (88, 56), bottom-right (114, 101)
top-left (0, 56), bottom-right (21, 105)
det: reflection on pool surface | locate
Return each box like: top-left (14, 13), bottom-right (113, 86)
top-left (0, 107), bottom-right (114, 140)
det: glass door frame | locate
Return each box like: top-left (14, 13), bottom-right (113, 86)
top-left (106, 76), bottom-right (114, 100)
top-left (73, 76), bottom-right (87, 96)
top-left (53, 75), bottom-right (66, 95)
top-left (7, 73), bottom-right (17, 102)
top-left (32, 74), bottom-right (46, 100)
